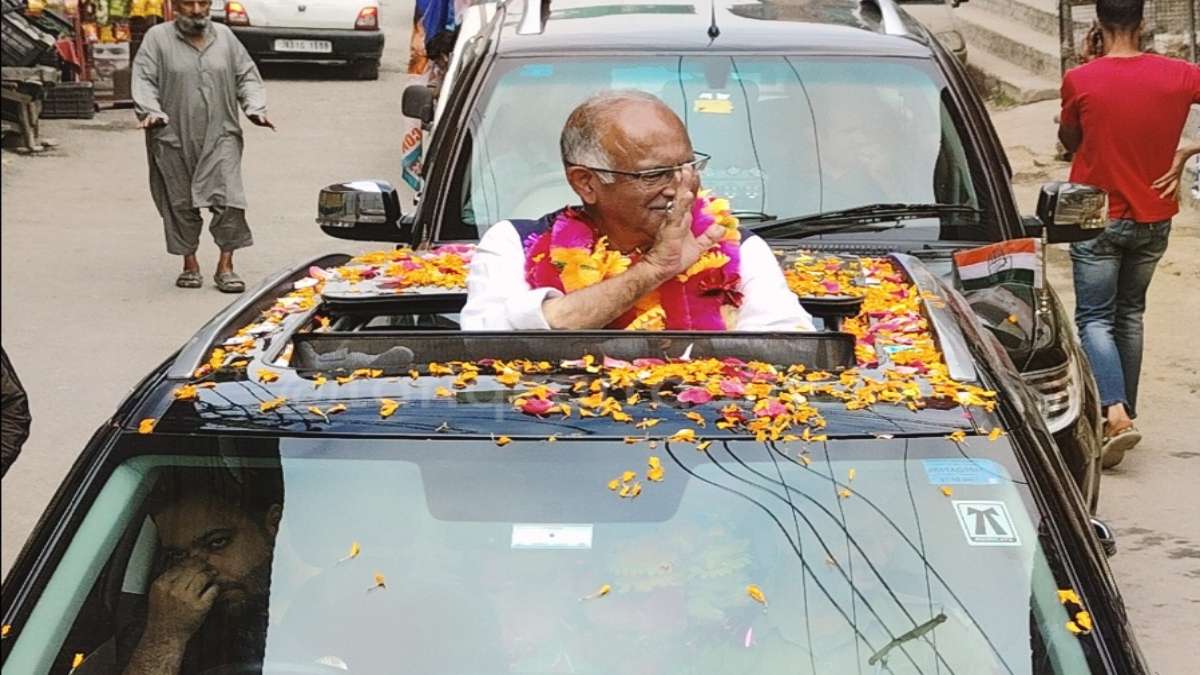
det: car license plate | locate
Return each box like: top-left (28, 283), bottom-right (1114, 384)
top-left (274, 39), bottom-right (332, 53)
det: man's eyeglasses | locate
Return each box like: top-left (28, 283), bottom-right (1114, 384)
top-left (572, 151), bottom-right (711, 187)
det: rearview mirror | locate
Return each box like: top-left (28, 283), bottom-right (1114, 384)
top-left (1031, 182), bottom-right (1107, 243)
top-left (402, 84), bottom-right (436, 125)
top-left (316, 180), bottom-right (411, 242)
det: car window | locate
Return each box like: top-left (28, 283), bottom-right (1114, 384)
top-left (445, 55), bottom-right (986, 243)
top-left (8, 434), bottom-right (1098, 674)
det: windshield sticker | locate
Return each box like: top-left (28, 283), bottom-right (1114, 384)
top-left (923, 458), bottom-right (1008, 485)
top-left (512, 524), bottom-right (594, 550)
top-left (694, 92), bottom-right (733, 115)
top-left (953, 500), bottom-right (1021, 546)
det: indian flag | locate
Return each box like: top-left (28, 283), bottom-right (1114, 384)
top-left (953, 238), bottom-right (1043, 291)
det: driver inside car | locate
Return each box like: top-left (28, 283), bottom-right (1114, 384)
top-left (77, 466), bottom-right (284, 675)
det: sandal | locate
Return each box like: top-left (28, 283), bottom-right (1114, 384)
top-left (214, 270), bottom-right (245, 294)
top-left (175, 270), bottom-right (203, 289)
top-left (1101, 425), bottom-right (1142, 469)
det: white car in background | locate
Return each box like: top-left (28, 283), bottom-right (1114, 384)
top-left (215, 0), bottom-right (385, 79)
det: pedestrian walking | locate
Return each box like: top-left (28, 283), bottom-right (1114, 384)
top-left (1, 346), bottom-right (32, 478)
top-left (1057, 0), bottom-right (1200, 467)
top-left (131, 0), bottom-right (274, 293)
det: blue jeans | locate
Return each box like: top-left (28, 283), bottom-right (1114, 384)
top-left (1070, 219), bottom-right (1171, 418)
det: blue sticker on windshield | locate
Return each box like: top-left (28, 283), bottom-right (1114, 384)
top-left (922, 459), bottom-right (1008, 485)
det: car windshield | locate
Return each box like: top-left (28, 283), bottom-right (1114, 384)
top-left (448, 55), bottom-right (987, 243)
top-left (12, 434), bottom-right (1098, 674)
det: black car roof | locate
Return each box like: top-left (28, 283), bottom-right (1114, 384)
top-left (492, 0), bottom-right (935, 57)
top-left (127, 247), bottom-right (1003, 441)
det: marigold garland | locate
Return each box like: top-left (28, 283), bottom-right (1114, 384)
top-left (522, 192), bottom-right (742, 330)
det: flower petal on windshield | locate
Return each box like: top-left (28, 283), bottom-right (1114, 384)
top-left (581, 584), bottom-right (612, 601)
top-left (338, 541), bottom-right (361, 563)
top-left (746, 584), bottom-right (768, 606)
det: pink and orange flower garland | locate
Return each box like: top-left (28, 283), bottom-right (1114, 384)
top-left (522, 192), bottom-right (742, 330)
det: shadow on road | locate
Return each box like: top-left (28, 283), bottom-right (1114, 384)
top-left (256, 61), bottom-right (360, 81)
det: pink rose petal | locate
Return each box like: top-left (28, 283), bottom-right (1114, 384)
top-left (718, 378), bottom-right (746, 397)
top-left (755, 399), bottom-right (788, 418)
top-left (602, 356), bottom-right (633, 369)
top-left (677, 388), bottom-right (713, 405)
top-left (518, 398), bottom-right (557, 416)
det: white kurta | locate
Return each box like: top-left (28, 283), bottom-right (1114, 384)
top-left (461, 221), bottom-right (816, 331)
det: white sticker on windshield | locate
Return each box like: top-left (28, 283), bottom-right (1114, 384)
top-left (511, 524), bottom-right (594, 550)
top-left (953, 500), bottom-right (1021, 547)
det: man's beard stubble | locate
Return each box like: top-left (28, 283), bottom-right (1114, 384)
top-left (176, 14), bottom-right (209, 35)
top-left (212, 556), bottom-right (273, 617)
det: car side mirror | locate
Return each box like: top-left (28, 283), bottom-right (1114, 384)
top-left (1091, 517), bottom-right (1117, 557)
top-left (316, 180), bottom-right (412, 242)
top-left (1031, 181), bottom-right (1108, 243)
top-left (402, 84), bottom-right (436, 125)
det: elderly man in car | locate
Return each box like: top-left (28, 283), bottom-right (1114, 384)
top-left (461, 90), bottom-right (814, 332)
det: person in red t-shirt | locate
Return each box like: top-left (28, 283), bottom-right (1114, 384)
top-left (1057, 0), bottom-right (1200, 467)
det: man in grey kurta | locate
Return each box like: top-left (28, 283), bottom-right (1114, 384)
top-left (132, 0), bottom-right (273, 292)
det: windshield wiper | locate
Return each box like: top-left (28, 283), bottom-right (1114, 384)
top-left (867, 612), bottom-right (947, 670)
top-left (730, 210), bottom-right (776, 222)
top-left (747, 203), bottom-right (983, 239)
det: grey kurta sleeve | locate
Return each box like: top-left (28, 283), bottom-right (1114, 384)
top-left (131, 31), bottom-right (167, 122)
top-left (233, 39), bottom-right (267, 117)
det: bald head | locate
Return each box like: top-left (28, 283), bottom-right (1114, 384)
top-left (559, 91), bottom-right (696, 253)
top-left (560, 91), bottom-right (688, 177)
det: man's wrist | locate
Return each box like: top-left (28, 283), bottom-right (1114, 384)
top-left (138, 626), bottom-right (189, 655)
top-left (635, 256), bottom-right (678, 286)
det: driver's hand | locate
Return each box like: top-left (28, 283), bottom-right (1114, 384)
top-left (144, 557), bottom-right (218, 645)
top-left (643, 167), bottom-right (723, 276)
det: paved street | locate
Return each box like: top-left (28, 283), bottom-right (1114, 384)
top-left (1, 8), bottom-right (1196, 672)
top-left (1, 0), bottom-right (414, 575)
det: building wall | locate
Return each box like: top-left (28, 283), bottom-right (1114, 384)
top-left (1149, 0), bottom-right (1193, 32)
top-left (1148, 0), bottom-right (1197, 58)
